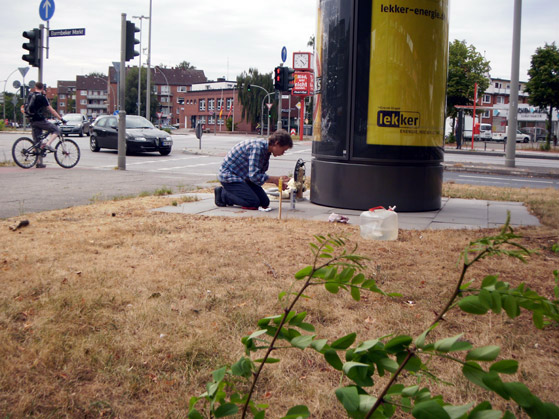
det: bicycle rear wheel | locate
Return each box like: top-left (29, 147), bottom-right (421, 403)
top-left (55, 138), bottom-right (80, 168)
top-left (12, 137), bottom-right (38, 169)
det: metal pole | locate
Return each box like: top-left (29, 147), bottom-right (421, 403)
top-left (505, 0), bottom-right (522, 168)
top-left (38, 24), bottom-right (44, 83)
top-left (137, 17), bottom-right (142, 115)
top-left (145, 0), bottom-right (152, 120)
top-left (277, 91), bottom-right (282, 131)
top-left (118, 13), bottom-right (127, 170)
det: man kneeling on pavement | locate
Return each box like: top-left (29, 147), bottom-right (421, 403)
top-left (215, 130), bottom-right (293, 209)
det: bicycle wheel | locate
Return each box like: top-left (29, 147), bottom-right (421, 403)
top-left (55, 138), bottom-right (80, 168)
top-left (12, 137), bottom-right (38, 169)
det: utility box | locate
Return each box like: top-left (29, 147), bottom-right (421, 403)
top-left (311, 0), bottom-right (449, 211)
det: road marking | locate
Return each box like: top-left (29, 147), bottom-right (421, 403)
top-left (156, 162), bottom-right (218, 171)
top-left (458, 175), bottom-right (553, 184)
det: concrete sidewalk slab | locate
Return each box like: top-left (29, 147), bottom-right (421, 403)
top-left (153, 193), bottom-right (540, 230)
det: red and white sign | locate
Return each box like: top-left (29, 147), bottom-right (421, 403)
top-left (290, 128), bottom-right (296, 136)
top-left (292, 72), bottom-right (314, 96)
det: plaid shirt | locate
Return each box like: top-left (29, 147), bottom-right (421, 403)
top-left (218, 138), bottom-right (270, 185)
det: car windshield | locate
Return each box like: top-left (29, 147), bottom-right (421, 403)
top-left (126, 116), bottom-right (154, 129)
top-left (65, 115), bottom-right (83, 122)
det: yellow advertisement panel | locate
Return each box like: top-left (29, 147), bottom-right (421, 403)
top-left (367, 0), bottom-right (448, 146)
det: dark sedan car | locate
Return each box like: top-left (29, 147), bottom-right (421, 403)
top-left (89, 115), bottom-right (173, 155)
top-left (61, 113), bottom-right (90, 137)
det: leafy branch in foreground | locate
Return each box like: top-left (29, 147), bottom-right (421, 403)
top-left (187, 217), bottom-right (559, 419)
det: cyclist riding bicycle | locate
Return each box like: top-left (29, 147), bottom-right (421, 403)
top-left (20, 82), bottom-right (65, 152)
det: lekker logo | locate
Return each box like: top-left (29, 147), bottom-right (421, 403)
top-left (377, 110), bottom-right (420, 128)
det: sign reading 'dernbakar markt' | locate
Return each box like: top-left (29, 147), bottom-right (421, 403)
top-left (49, 28), bottom-right (86, 37)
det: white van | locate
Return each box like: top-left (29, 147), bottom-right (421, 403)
top-left (492, 128), bottom-right (531, 143)
top-left (477, 123), bottom-right (492, 141)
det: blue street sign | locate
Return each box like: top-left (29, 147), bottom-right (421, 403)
top-left (281, 46), bottom-right (287, 63)
top-left (39, 0), bottom-right (55, 21)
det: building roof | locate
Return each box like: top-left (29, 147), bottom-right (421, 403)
top-left (57, 80), bottom-right (75, 95)
top-left (76, 75), bottom-right (108, 91)
top-left (152, 67), bottom-right (207, 86)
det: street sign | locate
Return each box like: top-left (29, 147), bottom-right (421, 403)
top-left (281, 46), bottom-right (287, 63)
top-left (266, 103), bottom-right (273, 110)
top-left (39, 0), bottom-right (55, 21)
top-left (13, 80), bottom-right (21, 89)
top-left (19, 67), bottom-right (30, 78)
top-left (49, 28), bottom-right (86, 37)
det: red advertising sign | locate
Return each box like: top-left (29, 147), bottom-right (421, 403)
top-left (292, 72), bottom-right (314, 96)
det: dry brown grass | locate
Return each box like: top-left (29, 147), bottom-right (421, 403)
top-left (1, 185), bottom-right (558, 418)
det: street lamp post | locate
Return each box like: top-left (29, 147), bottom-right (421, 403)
top-left (145, 0), bottom-right (152, 120)
top-left (261, 92), bottom-right (273, 137)
top-left (2, 68), bottom-right (21, 121)
top-left (247, 83), bottom-right (271, 136)
top-left (132, 15), bottom-right (149, 116)
top-left (154, 66), bottom-right (169, 125)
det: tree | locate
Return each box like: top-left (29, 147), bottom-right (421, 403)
top-left (446, 40), bottom-right (491, 132)
top-left (176, 61), bottom-right (196, 70)
top-left (236, 68), bottom-right (275, 129)
top-left (524, 42), bottom-right (559, 148)
top-left (124, 67), bottom-right (159, 119)
top-left (86, 72), bottom-right (106, 79)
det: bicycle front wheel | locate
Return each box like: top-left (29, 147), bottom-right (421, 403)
top-left (55, 139), bottom-right (80, 168)
top-left (12, 137), bottom-right (38, 169)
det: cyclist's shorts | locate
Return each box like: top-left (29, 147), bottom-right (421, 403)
top-left (31, 120), bottom-right (61, 142)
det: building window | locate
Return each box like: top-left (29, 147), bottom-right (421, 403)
top-left (482, 94), bottom-right (491, 104)
top-left (226, 97), bottom-right (233, 110)
top-left (208, 98), bottom-right (215, 111)
top-left (199, 116), bottom-right (206, 124)
top-left (483, 110), bottom-right (490, 118)
top-left (208, 114), bottom-right (215, 125)
top-left (495, 82), bottom-right (502, 89)
top-left (80, 99), bottom-right (87, 105)
top-left (60, 94), bottom-right (66, 99)
top-left (496, 96), bottom-right (505, 104)
top-left (199, 99), bottom-right (206, 111)
top-left (217, 98), bottom-right (224, 111)
top-left (59, 102), bottom-right (65, 107)
top-left (81, 90), bottom-right (87, 96)
top-left (217, 117), bottom-right (225, 126)
top-left (177, 97), bottom-right (185, 105)
top-left (161, 85), bottom-right (170, 95)
top-left (177, 86), bottom-right (187, 92)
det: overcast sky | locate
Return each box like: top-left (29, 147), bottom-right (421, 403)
top-left (1, 1), bottom-right (558, 91)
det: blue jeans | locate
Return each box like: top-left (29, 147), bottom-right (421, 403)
top-left (221, 180), bottom-right (270, 208)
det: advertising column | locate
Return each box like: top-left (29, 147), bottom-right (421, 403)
top-left (311, 0), bottom-right (449, 211)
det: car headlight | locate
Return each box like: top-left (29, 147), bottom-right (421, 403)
top-left (165, 136), bottom-right (172, 142)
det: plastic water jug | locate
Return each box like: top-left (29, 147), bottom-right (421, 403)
top-left (359, 206), bottom-right (398, 241)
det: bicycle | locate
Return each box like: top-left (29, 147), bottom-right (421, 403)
top-left (12, 122), bottom-right (81, 169)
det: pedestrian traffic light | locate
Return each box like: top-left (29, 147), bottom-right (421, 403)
top-left (125, 20), bottom-right (140, 61)
top-left (247, 83), bottom-right (251, 91)
top-left (284, 67), bottom-right (295, 91)
top-left (22, 28), bottom-right (41, 67)
top-left (274, 66), bottom-right (283, 91)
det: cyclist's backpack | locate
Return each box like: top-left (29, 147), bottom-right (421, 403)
top-left (24, 92), bottom-right (41, 117)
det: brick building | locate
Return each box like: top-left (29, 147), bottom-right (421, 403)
top-left (107, 66), bottom-right (207, 124)
top-left (55, 81), bottom-right (76, 115)
top-left (75, 75), bottom-right (109, 118)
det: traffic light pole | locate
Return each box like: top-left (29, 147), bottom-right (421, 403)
top-left (38, 24), bottom-right (44, 83)
top-left (118, 13), bottom-right (127, 170)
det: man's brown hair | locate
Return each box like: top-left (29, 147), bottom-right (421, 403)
top-left (269, 129), bottom-right (293, 148)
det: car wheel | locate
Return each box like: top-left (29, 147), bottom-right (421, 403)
top-left (523, 137), bottom-right (529, 143)
top-left (159, 148), bottom-right (171, 156)
top-left (90, 136), bottom-right (100, 152)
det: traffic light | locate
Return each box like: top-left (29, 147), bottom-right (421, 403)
top-left (274, 66), bottom-right (283, 90)
top-left (247, 83), bottom-right (251, 91)
top-left (22, 28), bottom-right (41, 67)
top-left (284, 67), bottom-right (295, 91)
top-left (125, 20), bottom-right (140, 61)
